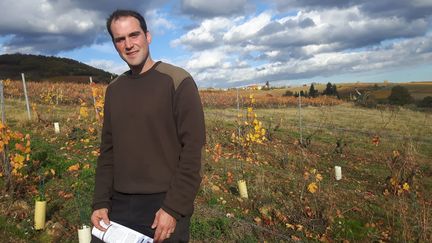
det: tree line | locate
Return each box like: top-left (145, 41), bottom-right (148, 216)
top-left (283, 82), bottom-right (339, 98)
top-left (282, 82), bottom-right (432, 108)
top-left (388, 85), bottom-right (432, 108)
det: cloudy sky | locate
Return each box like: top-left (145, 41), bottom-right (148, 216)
top-left (0, 0), bottom-right (431, 87)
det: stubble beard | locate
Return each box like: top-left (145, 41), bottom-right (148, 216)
top-left (124, 49), bottom-right (150, 74)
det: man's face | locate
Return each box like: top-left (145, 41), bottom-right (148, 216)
top-left (110, 16), bottom-right (151, 69)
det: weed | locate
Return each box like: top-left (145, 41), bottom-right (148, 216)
top-left (190, 217), bottom-right (231, 240)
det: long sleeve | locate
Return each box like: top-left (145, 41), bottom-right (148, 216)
top-left (162, 77), bottom-right (205, 218)
top-left (92, 86), bottom-right (114, 211)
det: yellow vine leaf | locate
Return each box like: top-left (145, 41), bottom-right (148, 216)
top-left (67, 163), bottom-right (80, 172)
top-left (286, 223), bottom-right (295, 230)
top-left (12, 154), bottom-right (25, 164)
top-left (393, 150), bottom-right (400, 158)
top-left (11, 132), bottom-right (24, 140)
top-left (372, 135), bottom-right (380, 146)
top-left (15, 143), bottom-right (25, 152)
top-left (303, 171), bottom-right (310, 180)
top-left (79, 106), bottom-right (89, 118)
top-left (390, 177), bottom-right (398, 186)
top-left (307, 182), bottom-right (318, 193)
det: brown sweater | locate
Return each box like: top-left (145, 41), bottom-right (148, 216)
top-left (92, 61), bottom-right (205, 219)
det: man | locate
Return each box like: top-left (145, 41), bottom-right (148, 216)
top-left (91, 9), bottom-right (205, 243)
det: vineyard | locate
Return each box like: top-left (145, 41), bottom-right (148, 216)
top-left (0, 79), bottom-right (432, 242)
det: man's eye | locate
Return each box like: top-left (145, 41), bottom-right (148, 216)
top-left (130, 32), bottom-right (141, 38)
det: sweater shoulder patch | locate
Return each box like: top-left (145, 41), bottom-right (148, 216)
top-left (109, 71), bottom-right (129, 86)
top-left (155, 63), bottom-right (191, 90)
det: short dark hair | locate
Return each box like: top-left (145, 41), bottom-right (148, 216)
top-left (106, 10), bottom-right (148, 39)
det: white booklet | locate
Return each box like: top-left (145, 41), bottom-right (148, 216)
top-left (92, 220), bottom-right (153, 243)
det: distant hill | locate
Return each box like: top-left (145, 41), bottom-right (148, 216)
top-left (0, 53), bottom-right (116, 83)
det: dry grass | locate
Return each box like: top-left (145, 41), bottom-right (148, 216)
top-left (1, 81), bottom-right (432, 242)
top-left (206, 102), bottom-right (432, 139)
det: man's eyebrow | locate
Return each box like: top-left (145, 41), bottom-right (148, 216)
top-left (129, 31), bottom-right (141, 36)
top-left (113, 31), bottom-right (142, 41)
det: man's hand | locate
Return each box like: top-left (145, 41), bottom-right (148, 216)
top-left (91, 208), bottom-right (110, 231)
top-left (151, 208), bottom-right (177, 242)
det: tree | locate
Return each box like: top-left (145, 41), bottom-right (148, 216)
top-left (309, 84), bottom-right (318, 98)
top-left (283, 90), bottom-right (294, 97)
top-left (321, 82), bottom-right (340, 98)
top-left (388, 85), bottom-right (413, 105)
top-left (322, 82), bottom-right (333, 96)
top-left (332, 84), bottom-right (339, 98)
top-left (418, 96), bottom-right (432, 108)
top-left (262, 81), bottom-right (270, 90)
top-left (300, 90), bottom-right (305, 97)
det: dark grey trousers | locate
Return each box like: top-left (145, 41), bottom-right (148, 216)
top-left (91, 191), bottom-right (191, 243)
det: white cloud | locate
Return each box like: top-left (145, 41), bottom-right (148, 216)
top-left (173, 4), bottom-right (432, 87)
top-left (185, 49), bottom-right (225, 69)
top-left (190, 32), bottom-right (432, 87)
top-left (86, 59), bottom-right (129, 75)
top-left (171, 17), bottom-right (232, 49)
top-left (146, 9), bottom-right (175, 35)
top-left (0, 0), bottom-right (99, 35)
top-left (0, 0), bottom-right (163, 54)
top-left (223, 12), bottom-right (272, 42)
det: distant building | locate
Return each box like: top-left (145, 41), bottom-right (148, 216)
top-left (246, 84), bottom-right (262, 90)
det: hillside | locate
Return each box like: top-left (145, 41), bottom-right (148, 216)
top-left (267, 81), bottom-right (432, 102)
top-left (0, 53), bottom-right (115, 83)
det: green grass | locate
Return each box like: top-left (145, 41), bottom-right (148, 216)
top-left (0, 215), bottom-right (28, 242)
top-left (332, 217), bottom-right (379, 241)
top-left (1, 97), bottom-right (432, 242)
top-left (190, 217), bottom-right (232, 240)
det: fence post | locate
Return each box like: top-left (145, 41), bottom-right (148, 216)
top-left (0, 80), bottom-right (5, 123)
top-left (298, 94), bottom-right (303, 144)
top-left (236, 88), bottom-right (241, 138)
top-left (21, 73), bottom-right (31, 120)
top-left (89, 76), bottom-right (99, 120)
top-left (236, 88), bottom-right (241, 174)
top-left (0, 79), bottom-right (12, 192)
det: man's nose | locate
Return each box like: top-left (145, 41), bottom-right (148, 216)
top-left (125, 38), bottom-right (133, 49)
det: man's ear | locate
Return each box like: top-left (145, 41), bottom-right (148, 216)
top-left (146, 31), bottom-right (152, 44)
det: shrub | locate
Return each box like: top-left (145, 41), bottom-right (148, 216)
top-left (282, 90), bottom-right (294, 97)
top-left (418, 96), bottom-right (432, 108)
top-left (388, 85), bottom-right (413, 105)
